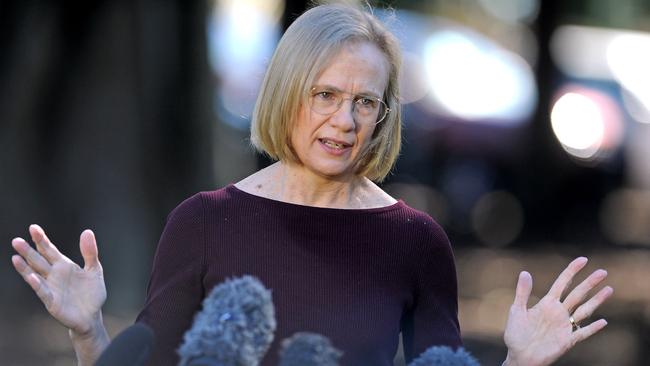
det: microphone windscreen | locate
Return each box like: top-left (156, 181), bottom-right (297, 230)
top-left (94, 323), bottom-right (154, 366)
top-left (177, 275), bottom-right (276, 366)
top-left (278, 332), bottom-right (342, 366)
top-left (408, 346), bottom-right (480, 366)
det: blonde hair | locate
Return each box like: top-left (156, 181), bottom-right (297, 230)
top-left (250, 2), bottom-right (402, 182)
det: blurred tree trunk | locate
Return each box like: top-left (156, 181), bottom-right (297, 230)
top-left (0, 0), bottom-right (213, 318)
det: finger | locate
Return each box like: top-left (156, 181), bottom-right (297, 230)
top-left (12, 238), bottom-right (52, 275)
top-left (512, 271), bottom-right (533, 309)
top-left (572, 318), bottom-right (608, 344)
top-left (11, 255), bottom-right (54, 307)
top-left (572, 286), bottom-right (614, 323)
top-left (547, 257), bottom-right (588, 299)
top-left (12, 253), bottom-right (34, 276)
top-left (79, 229), bottom-right (101, 271)
top-left (28, 224), bottom-right (62, 263)
top-left (563, 269), bottom-right (608, 312)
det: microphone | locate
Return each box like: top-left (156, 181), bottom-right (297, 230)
top-left (278, 332), bottom-right (343, 366)
top-left (408, 346), bottom-right (480, 366)
top-left (94, 323), bottom-right (154, 366)
top-left (177, 275), bottom-right (276, 366)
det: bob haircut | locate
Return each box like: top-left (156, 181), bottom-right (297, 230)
top-left (250, 2), bottom-right (402, 182)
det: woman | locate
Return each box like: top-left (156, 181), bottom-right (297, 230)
top-left (10, 3), bottom-right (612, 366)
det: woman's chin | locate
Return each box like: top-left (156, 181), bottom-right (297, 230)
top-left (308, 163), bottom-right (356, 181)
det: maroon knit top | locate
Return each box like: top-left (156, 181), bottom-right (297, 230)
top-left (136, 184), bottom-right (461, 365)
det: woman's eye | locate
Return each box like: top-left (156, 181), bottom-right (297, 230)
top-left (358, 98), bottom-right (377, 107)
top-left (315, 91), bottom-right (333, 99)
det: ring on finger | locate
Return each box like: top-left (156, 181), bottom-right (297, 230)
top-left (569, 315), bottom-right (581, 332)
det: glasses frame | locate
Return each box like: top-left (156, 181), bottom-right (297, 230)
top-left (308, 87), bottom-right (391, 125)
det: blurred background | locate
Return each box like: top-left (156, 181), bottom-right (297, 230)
top-left (1, 0), bottom-right (649, 364)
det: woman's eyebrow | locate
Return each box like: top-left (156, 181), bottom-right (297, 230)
top-left (312, 84), bottom-right (341, 92)
top-left (312, 84), bottom-right (381, 98)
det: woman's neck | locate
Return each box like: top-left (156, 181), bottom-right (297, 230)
top-left (280, 162), bottom-right (368, 208)
top-left (236, 161), bottom-right (391, 209)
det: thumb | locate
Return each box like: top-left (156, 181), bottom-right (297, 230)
top-left (79, 229), bottom-right (101, 271)
top-left (513, 271), bottom-right (533, 309)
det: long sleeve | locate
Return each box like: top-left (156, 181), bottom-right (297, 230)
top-left (136, 193), bottom-right (206, 366)
top-left (130, 185), bottom-right (462, 366)
top-left (401, 216), bottom-right (461, 361)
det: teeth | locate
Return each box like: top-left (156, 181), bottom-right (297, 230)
top-left (323, 139), bottom-right (344, 149)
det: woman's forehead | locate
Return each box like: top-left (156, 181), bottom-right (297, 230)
top-left (312, 42), bottom-right (390, 95)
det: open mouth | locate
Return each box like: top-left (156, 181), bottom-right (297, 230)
top-left (319, 138), bottom-right (349, 150)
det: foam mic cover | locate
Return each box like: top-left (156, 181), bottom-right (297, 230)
top-left (278, 332), bottom-right (342, 366)
top-left (408, 346), bottom-right (480, 366)
top-left (94, 323), bottom-right (154, 366)
top-left (177, 275), bottom-right (276, 366)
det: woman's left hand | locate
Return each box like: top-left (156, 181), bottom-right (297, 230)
top-left (502, 257), bottom-right (614, 366)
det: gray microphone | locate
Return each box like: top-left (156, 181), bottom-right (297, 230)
top-left (278, 332), bottom-right (343, 366)
top-left (177, 275), bottom-right (276, 366)
top-left (408, 346), bottom-right (480, 366)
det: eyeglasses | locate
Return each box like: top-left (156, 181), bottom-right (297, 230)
top-left (308, 87), bottom-right (390, 124)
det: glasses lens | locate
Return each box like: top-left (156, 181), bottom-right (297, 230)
top-left (309, 89), bottom-right (389, 124)
top-left (310, 90), bottom-right (338, 115)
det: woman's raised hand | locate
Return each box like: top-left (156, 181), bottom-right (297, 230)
top-left (503, 257), bottom-right (614, 366)
top-left (11, 224), bottom-right (107, 336)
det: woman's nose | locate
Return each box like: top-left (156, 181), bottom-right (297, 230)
top-left (328, 98), bottom-right (356, 131)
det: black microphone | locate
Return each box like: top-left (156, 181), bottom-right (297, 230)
top-left (94, 323), bottom-right (155, 366)
top-left (278, 332), bottom-right (343, 366)
top-left (177, 275), bottom-right (276, 366)
top-left (408, 346), bottom-right (480, 366)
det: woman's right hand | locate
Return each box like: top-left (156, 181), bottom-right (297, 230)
top-left (11, 224), bottom-right (107, 336)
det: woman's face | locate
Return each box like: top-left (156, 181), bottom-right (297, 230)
top-left (290, 41), bottom-right (389, 181)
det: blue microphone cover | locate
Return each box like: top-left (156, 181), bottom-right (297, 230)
top-left (278, 332), bottom-right (342, 366)
top-left (408, 346), bottom-right (480, 366)
top-left (177, 275), bottom-right (276, 366)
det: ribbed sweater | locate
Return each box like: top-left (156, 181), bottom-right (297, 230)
top-left (136, 184), bottom-right (461, 365)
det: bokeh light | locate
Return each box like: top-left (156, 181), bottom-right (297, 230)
top-left (550, 92), bottom-right (604, 158)
top-left (423, 30), bottom-right (537, 124)
top-left (477, 0), bottom-right (540, 24)
top-left (399, 51), bottom-right (430, 105)
top-left (550, 25), bottom-right (617, 80)
top-left (622, 89), bottom-right (650, 124)
top-left (209, 0), bottom-right (284, 128)
top-left (551, 25), bottom-right (650, 125)
top-left (606, 32), bottom-right (650, 123)
top-left (600, 188), bottom-right (650, 246)
top-left (550, 87), bottom-right (623, 161)
top-left (209, 0), bottom-right (283, 76)
top-left (471, 190), bottom-right (524, 247)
